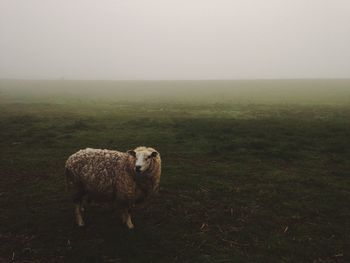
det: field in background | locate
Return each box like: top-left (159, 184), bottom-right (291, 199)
top-left (1, 79), bottom-right (350, 104)
top-left (0, 79), bottom-right (350, 262)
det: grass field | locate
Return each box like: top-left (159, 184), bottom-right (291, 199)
top-left (0, 79), bottom-right (350, 262)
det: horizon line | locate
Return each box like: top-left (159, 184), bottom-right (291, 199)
top-left (1, 77), bottom-right (350, 82)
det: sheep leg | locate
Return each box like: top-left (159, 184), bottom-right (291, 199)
top-left (80, 198), bottom-right (85, 213)
top-left (72, 191), bottom-right (85, 227)
top-left (121, 208), bottom-right (134, 229)
top-left (75, 201), bottom-right (85, 227)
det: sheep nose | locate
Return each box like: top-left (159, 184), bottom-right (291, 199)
top-left (135, 165), bottom-right (141, 172)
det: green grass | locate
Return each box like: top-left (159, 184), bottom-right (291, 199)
top-left (0, 80), bottom-right (350, 262)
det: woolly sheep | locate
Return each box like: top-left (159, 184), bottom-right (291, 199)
top-left (65, 146), bottom-right (161, 229)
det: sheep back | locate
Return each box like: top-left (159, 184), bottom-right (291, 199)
top-left (65, 148), bottom-right (139, 204)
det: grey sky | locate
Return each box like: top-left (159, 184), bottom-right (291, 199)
top-left (1, 0), bottom-right (349, 80)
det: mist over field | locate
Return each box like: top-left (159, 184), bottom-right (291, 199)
top-left (1, 1), bottom-right (350, 80)
top-left (1, 79), bottom-right (350, 105)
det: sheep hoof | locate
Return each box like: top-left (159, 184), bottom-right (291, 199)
top-left (126, 222), bottom-right (134, 229)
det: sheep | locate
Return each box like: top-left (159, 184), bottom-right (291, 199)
top-left (65, 146), bottom-right (161, 229)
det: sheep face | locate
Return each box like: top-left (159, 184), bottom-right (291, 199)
top-left (128, 148), bottom-right (158, 174)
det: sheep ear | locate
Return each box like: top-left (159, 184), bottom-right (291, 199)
top-left (127, 150), bottom-right (136, 157)
top-left (150, 151), bottom-right (158, 158)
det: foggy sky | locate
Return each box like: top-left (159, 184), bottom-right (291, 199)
top-left (1, 0), bottom-right (350, 80)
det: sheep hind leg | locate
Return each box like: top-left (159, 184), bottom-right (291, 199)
top-left (72, 192), bottom-right (85, 227)
top-left (75, 201), bottom-right (85, 227)
top-left (121, 208), bottom-right (134, 229)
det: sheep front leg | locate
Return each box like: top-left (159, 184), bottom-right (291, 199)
top-left (121, 208), bottom-right (134, 229)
